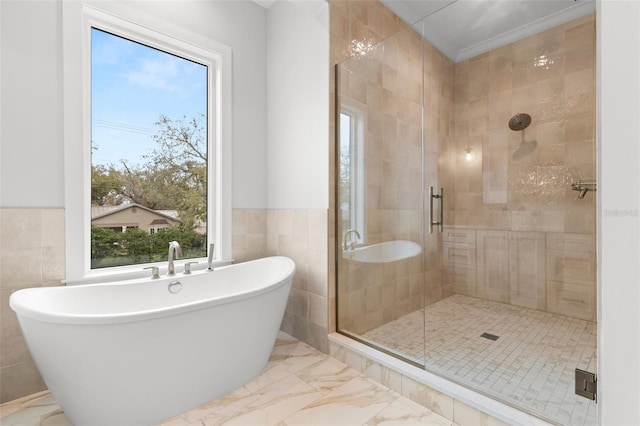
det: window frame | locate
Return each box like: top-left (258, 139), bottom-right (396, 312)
top-left (339, 104), bottom-right (365, 244)
top-left (63, 2), bottom-right (232, 283)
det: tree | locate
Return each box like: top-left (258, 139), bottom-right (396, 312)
top-left (119, 227), bottom-right (152, 263)
top-left (91, 142), bottom-right (126, 206)
top-left (91, 226), bottom-right (121, 268)
top-left (113, 114), bottom-right (207, 224)
top-left (146, 114), bottom-right (207, 225)
top-left (91, 114), bottom-right (208, 267)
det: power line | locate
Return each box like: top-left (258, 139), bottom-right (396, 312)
top-left (93, 119), bottom-right (157, 136)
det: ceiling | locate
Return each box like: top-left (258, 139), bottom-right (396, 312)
top-left (379, 0), bottom-right (596, 62)
top-left (251, 0), bottom-right (596, 63)
top-left (252, 0), bottom-right (276, 9)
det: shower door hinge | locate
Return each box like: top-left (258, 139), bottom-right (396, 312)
top-left (575, 369), bottom-right (597, 402)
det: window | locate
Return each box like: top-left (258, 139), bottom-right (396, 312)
top-left (339, 105), bottom-right (365, 242)
top-left (64, 3), bottom-right (231, 282)
top-left (90, 27), bottom-right (208, 269)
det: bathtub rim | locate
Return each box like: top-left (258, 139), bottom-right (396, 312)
top-left (10, 256), bottom-right (295, 326)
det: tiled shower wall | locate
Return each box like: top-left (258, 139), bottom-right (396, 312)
top-left (451, 14), bottom-right (596, 233)
top-left (0, 208), bottom-right (328, 403)
top-left (445, 14), bottom-right (597, 321)
top-left (333, 3), bottom-right (596, 332)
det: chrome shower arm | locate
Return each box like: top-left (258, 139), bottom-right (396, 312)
top-left (571, 180), bottom-right (596, 199)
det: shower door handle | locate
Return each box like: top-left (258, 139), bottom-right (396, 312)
top-left (428, 186), bottom-right (444, 234)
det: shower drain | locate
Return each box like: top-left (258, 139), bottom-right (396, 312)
top-left (480, 332), bottom-right (500, 341)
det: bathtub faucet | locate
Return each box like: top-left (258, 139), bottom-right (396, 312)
top-left (168, 241), bottom-right (182, 275)
top-left (342, 229), bottom-right (361, 251)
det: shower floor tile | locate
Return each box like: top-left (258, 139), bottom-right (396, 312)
top-left (361, 294), bottom-right (597, 426)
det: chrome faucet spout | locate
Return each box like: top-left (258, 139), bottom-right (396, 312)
top-left (579, 188), bottom-right (588, 199)
top-left (207, 243), bottom-right (215, 270)
top-left (342, 229), bottom-right (361, 251)
top-left (168, 241), bottom-right (182, 275)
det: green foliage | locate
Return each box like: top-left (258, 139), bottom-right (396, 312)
top-left (91, 226), bottom-right (120, 260)
top-left (112, 114), bottom-right (207, 214)
top-left (92, 114), bottom-right (207, 216)
top-left (120, 227), bottom-right (152, 263)
top-left (91, 226), bottom-right (206, 269)
top-left (91, 114), bottom-right (209, 268)
top-left (92, 165), bottom-right (126, 206)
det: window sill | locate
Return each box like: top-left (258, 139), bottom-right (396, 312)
top-left (64, 258), bottom-right (234, 286)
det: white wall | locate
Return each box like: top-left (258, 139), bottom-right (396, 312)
top-left (266, 0), bottom-right (329, 209)
top-left (0, 0), bottom-right (268, 209)
top-left (0, 1), bottom-right (64, 207)
top-left (598, 1), bottom-right (640, 424)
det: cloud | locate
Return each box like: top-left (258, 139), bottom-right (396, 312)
top-left (125, 55), bottom-right (182, 92)
top-left (92, 28), bottom-right (135, 65)
top-left (93, 28), bottom-right (205, 95)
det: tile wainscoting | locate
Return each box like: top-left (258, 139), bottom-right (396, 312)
top-left (0, 208), bottom-right (330, 404)
top-left (0, 208), bottom-right (65, 403)
top-left (443, 226), bottom-right (596, 322)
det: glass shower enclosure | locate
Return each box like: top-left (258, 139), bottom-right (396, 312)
top-left (336, 8), bottom-right (597, 426)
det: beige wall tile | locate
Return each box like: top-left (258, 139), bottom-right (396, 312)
top-left (0, 360), bottom-right (47, 404)
top-left (41, 209), bottom-right (65, 248)
top-left (476, 230), bottom-right (510, 303)
top-left (0, 208), bottom-right (66, 403)
top-left (0, 209), bottom-right (43, 251)
top-left (509, 231), bottom-right (546, 310)
top-left (547, 280), bottom-right (595, 321)
top-left (267, 209), bottom-right (329, 353)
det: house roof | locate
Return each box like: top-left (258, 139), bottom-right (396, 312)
top-left (91, 203), bottom-right (180, 223)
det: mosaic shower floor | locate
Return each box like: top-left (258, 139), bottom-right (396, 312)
top-left (0, 332), bottom-right (454, 426)
top-left (361, 294), bottom-right (597, 426)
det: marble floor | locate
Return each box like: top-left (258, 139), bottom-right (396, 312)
top-left (361, 294), bottom-right (597, 426)
top-left (0, 332), bottom-right (455, 426)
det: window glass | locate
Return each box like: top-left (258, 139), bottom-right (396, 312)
top-left (90, 28), bottom-right (208, 269)
top-left (339, 108), bottom-right (365, 242)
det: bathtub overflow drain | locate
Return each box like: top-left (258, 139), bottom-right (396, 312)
top-left (168, 280), bottom-right (182, 294)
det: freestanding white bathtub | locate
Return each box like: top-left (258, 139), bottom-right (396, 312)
top-left (10, 256), bottom-right (295, 425)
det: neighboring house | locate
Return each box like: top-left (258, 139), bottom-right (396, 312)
top-left (91, 203), bottom-right (181, 234)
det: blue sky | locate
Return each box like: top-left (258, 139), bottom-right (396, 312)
top-left (91, 28), bottom-right (207, 167)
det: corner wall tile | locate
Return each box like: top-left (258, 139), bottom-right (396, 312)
top-left (0, 360), bottom-right (46, 404)
top-left (0, 208), bottom-right (66, 403)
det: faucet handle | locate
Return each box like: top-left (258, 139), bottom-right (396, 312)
top-left (183, 261), bottom-right (198, 275)
top-left (143, 266), bottom-right (160, 279)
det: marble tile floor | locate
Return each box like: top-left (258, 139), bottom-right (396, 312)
top-left (0, 332), bottom-right (456, 426)
top-left (361, 294), bottom-right (597, 426)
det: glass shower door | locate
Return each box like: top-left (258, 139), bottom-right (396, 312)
top-left (416, 8), bottom-right (598, 426)
top-left (336, 23), bottom-right (427, 367)
top-left (336, 4), bottom-right (597, 424)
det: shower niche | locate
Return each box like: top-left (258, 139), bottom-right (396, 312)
top-left (335, 5), bottom-right (597, 425)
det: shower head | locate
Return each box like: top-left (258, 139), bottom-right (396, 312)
top-left (508, 113), bottom-right (532, 131)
